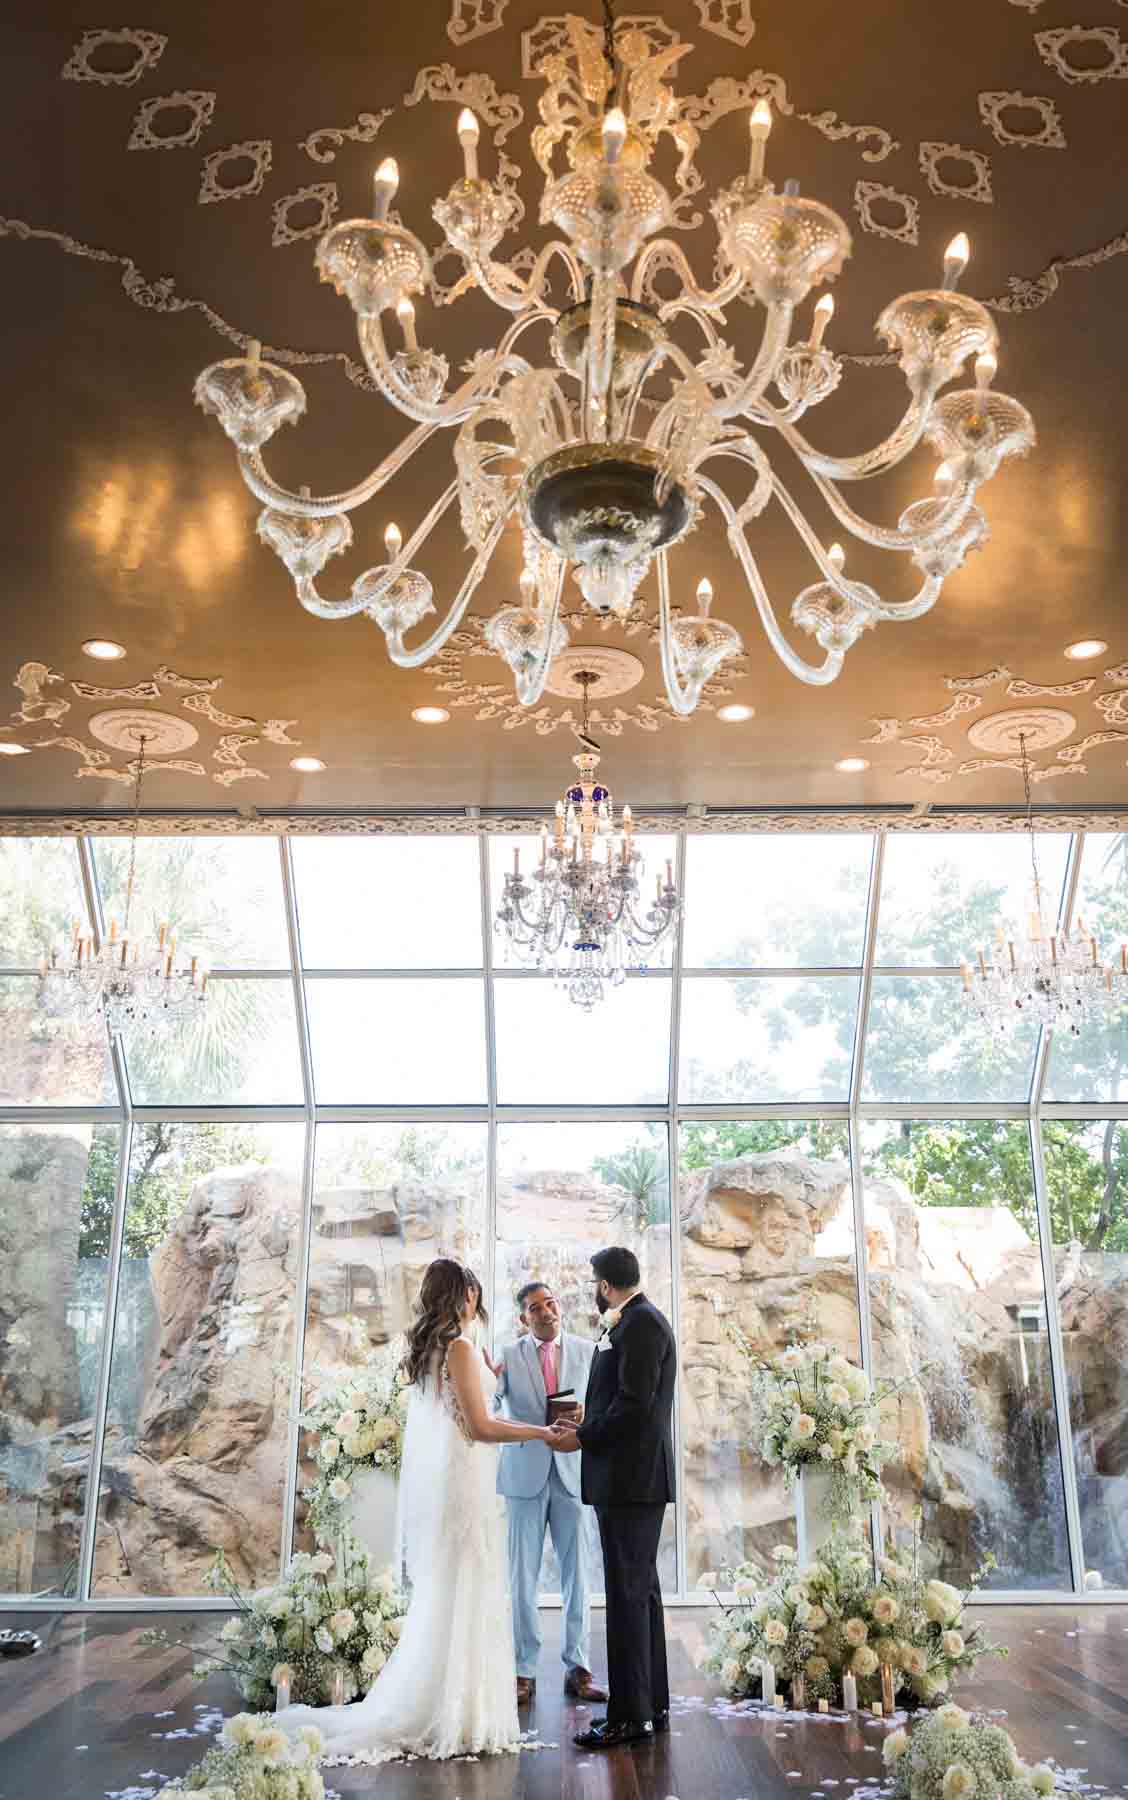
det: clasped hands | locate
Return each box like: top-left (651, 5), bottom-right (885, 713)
top-left (546, 1418), bottom-right (581, 1453)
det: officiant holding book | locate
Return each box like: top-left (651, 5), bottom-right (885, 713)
top-left (494, 1281), bottom-right (606, 1708)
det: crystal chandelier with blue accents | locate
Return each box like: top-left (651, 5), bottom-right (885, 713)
top-left (494, 670), bottom-right (680, 1009)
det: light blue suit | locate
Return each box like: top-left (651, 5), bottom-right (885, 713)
top-left (495, 1331), bottom-right (595, 1679)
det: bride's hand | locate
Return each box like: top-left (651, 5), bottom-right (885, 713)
top-left (482, 1349), bottom-right (503, 1379)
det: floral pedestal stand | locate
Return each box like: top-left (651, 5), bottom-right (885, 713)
top-left (345, 1467), bottom-right (400, 1574)
top-left (796, 1465), bottom-right (835, 1564)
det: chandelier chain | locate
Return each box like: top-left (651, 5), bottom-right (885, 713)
top-left (1018, 731), bottom-right (1045, 921)
top-left (123, 732), bottom-right (148, 939)
top-left (602, 0), bottom-right (617, 90)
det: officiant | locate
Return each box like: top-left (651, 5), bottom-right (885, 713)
top-left (494, 1280), bottom-right (606, 1708)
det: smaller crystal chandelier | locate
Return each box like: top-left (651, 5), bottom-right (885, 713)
top-left (38, 735), bottom-right (209, 1036)
top-left (961, 732), bottom-right (1126, 1037)
top-left (494, 671), bottom-right (680, 1009)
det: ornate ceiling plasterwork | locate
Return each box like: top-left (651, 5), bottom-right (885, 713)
top-left (199, 139), bottom-right (274, 206)
top-left (299, 110), bottom-right (392, 164)
top-left (977, 90), bottom-right (1066, 150)
top-left (694, 0), bottom-right (756, 46)
top-left (61, 27), bottom-right (167, 87)
top-left (1035, 24), bottom-right (1128, 84)
top-left (126, 90), bottom-right (217, 152)
top-left (0, 659), bottom-right (307, 788)
top-left (447, 0), bottom-right (510, 42)
top-left (854, 180), bottom-right (919, 245)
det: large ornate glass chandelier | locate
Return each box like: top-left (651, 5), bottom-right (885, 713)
top-left (38, 735), bottom-right (209, 1036)
top-left (195, 6), bottom-right (1033, 717)
top-left (961, 732), bottom-right (1126, 1038)
top-left (495, 669), bottom-right (680, 1009)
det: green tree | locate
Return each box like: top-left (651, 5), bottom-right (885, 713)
top-left (80, 1120), bottom-right (267, 1259)
top-left (592, 1135), bottom-right (671, 1228)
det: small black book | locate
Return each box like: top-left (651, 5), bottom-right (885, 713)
top-left (546, 1387), bottom-right (581, 1426)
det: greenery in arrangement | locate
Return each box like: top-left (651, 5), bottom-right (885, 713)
top-left (884, 1706), bottom-right (1062, 1799)
top-left (300, 1359), bottom-right (409, 1542)
top-left (736, 1336), bottom-right (897, 1520)
top-left (141, 1528), bottom-right (406, 1710)
top-left (700, 1521), bottom-right (1002, 1710)
top-left (165, 1712), bottom-right (325, 1798)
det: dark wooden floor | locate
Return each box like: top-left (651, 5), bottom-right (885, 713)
top-left (2, 1607), bottom-right (1128, 1800)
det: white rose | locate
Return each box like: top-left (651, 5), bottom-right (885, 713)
top-left (827, 1355), bottom-right (852, 1381)
top-left (253, 1726), bottom-right (287, 1766)
top-left (790, 1413), bottom-right (817, 1442)
top-left (942, 1766), bottom-right (976, 1800)
top-left (924, 1579), bottom-right (962, 1625)
top-left (734, 1579), bottom-right (758, 1596)
top-left (806, 1605), bottom-right (827, 1629)
top-left (825, 1382), bottom-right (851, 1408)
top-left (778, 1348), bottom-right (804, 1370)
top-left (361, 1643), bottom-right (387, 1675)
top-left (854, 1424), bottom-right (875, 1450)
top-left (764, 1618), bottom-right (788, 1646)
top-left (852, 1645), bottom-right (878, 1677)
top-left (771, 1545), bottom-right (796, 1563)
top-left (270, 1595), bottom-right (293, 1619)
top-left (793, 1600), bottom-right (812, 1624)
top-left (319, 1437), bottom-right (340, 1463)
top-left (843, 1617), bottom-right (869, 1647)
top-left (335, 1410), bottom-right (359, 1436)
top-left (299, 1725), bottom-right (323, 1755)
top-left (309, 1551), bottom-right (333, 1575)
top-left (1030, 1766), bottom-right (1056, 1796)
top-left (871, 1594), bottom-right (900, 1625)
top-left (329, 1607), bottom-right (356, 1639)
top-left (937, 1703), bottom-right (970, 1729)
top-left (343, 1432), bottom-right (366, 1459)
top-left (818, 1443), bottom-right (835, 1461)
top-left (720, 1658), bottom-right (741, 1687)
top-left (386, 1617), bottom-right (403, 1640)
top-left (883, 1728), bottom-right (909, 1765)
top-left (697, 1571), bottom-right (719, 1589)
top-left (220, 1618), bottom-right (244, 1641)
top-left (328, 1477), bottom-right (351, 1501)
top-left (372, 1416), bottom-right (399, 1444)
top-left (270, 1662), bottom-right (295, 1687)
top-left (314, 1626), bottom-right (334, 1653)
top-left (221, 1714), bottom-right (261, 1748)
top-left (901, 1645), bottom-right (927, 1677)
top-left (942, 1629), bottom-right (965, 1656)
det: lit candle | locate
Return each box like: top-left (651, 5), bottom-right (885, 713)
top-left (396, 296), bottom-right (418, 352)
top-left (1121, 944), bottom-right (1126, 974)
top-left (934, 461), bottom-right (955, 497)
top-left (656, 872), bottom-right (662, 901)
top-left (513, 845), bottom-right (520, 877)
top-left (696, 576), bottom-right (713, 616)
top-left (601, 106), bottom-right (628, 166)
top-left (457, 108), bottom-right (480, 181)
top-left (975, 349), bottom-right (997, 391)
top-left (275, 1672), bottom-right (291, 1712)
top-left (158, 922), bottom-right (167, 949)
top-left (120, 940), bottom-right (128, 968)
top-left (872, 1700), bottom-right (883, 1717)
top-left (808, 293), bottom-right (834, 350)
top-left (539, 823), bottom-right (548, 864)
top-left (201, 971), bottom-right (210, 993)
top-left (190, 955), bottom-right (198, 981)
top-left (384, 521), bottom-right (403, 562)
top-left (842, 1672), bottom-right (858, 1711)
top-left (748, 98), bottom-right (772, 182)
top-left (942, 231), bottom-right (969, 291)
top-left (818, 1698), bottom-right (829, 1714)
top-left (554, 799), bottom-right (564, 843)
top-left (330, 1665), bottom-right (345, 1707)
top-left (72, 918), bottom-right (81, 943)
top-left (372, 156), bottom-right (399, 222)
top-left (108, 917), bottom-right (118, 944)
top-left (665, 858), bottom-right (673, 889)
top-left (247, 338), bottom-right (262, 374)
top-left (774, 1691), bottom-right (785, 1710)
top-left (760, 1659), bottom-right (776, 1706)
top-left (827, 542), bottom-right (846, 577)
top-left (165, 950), bottom-right (173, 978)
top-left (960, 961), bottom-right (971, 992)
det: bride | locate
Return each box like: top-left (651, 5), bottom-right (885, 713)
top-left (280, 1258), bottom-right (564, 1763)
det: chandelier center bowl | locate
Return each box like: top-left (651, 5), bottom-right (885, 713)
top-left (522, 442), bottom-right (694, 578)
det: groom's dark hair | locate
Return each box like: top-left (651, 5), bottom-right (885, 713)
top-left (591, 1245), bottom-right (640, 1290)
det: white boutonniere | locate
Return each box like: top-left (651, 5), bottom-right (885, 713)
top-left (596, 1307), bottom-right (622, 1351)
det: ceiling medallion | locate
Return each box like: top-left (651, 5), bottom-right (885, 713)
top-left (38, 735), bottom-right (209, 1038)
top-left (88, 707), bottom-right (201, 755)
top-left (961, 732), bottom-right (1126, 1040)
top-left (494, 669), bottom-right (681, 1009)
top-left (544, 644), bottom-right (643, 699)
top-left (965, 706), bottom-right (1076, 755)
top-left (195, 5), bottom-right (1032, 717)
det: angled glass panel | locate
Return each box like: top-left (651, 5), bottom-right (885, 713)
top-left (875, 832), bottom-right (1072, 967)
top-left (493, 975), bottom-right (670, 1107)
top-left (861, 1120), bottom-right (1069, 1590)
top-left (677, 1119), bottom-right (855, 1586)
top-left (295, 1123), bottom-right (487, 1551)
top-left (862, 974), bottom-right (1039, 1103)
top-left (1044, 834), bottom-right (1128, 1101)
top-left (293, 835), bottom-right (483, 969)
top-left (0, 837), bottom-right (90, 967)
top-left (0, 1123), bottom-right (120, 1596)
top-left (0, 976), bottom-right (118, 1105)
top-left (306, 977), bottom-right (487, 1105)
top-left (93, 836), bottom-right (290, 969)
top-left (120, 978), bottom-right (303, 1105)
top-left (679, 974), bottom-right (857, 1104)
top-left (683, 833), bottom-right (872, 968)
top-left (495, 1120), bottom-right (676, 1592)
top-left (1042, 1119), bottom-right (1128, 1589)
top-left (91, 1122), bottom-right (305, 1596)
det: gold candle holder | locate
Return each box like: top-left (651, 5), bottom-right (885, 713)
top-left (880, 1662), bottom-right (895, 1713)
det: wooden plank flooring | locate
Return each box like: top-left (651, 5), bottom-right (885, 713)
top-left (2, 1608), bottom-right (1128, 1800)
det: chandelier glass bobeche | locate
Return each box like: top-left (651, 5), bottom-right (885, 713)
top-left (194, 7), bottom-right (1034, 716)
top-left (961, 733), bottom-right (1127, 1039)
top-left (495, 674), bottom-right (680, 1010)
top-left (37, 737), bottom-right (209, 1036)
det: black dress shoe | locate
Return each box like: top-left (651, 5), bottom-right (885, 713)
top-left (652, 1709), bottom-right (670, 1733)
top-left (573, 1718), bottom-right (654, 1749)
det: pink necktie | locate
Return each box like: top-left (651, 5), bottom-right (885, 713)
top-left (539, 1339), bottom-right (558, 1397)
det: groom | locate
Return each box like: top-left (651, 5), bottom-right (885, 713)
top-left (553, 1245), bottom-right (677, 1750)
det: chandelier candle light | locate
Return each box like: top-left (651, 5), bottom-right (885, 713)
top-left (495, 671), bottom-right (680, 1009)
top-left (962, 732), bottom-right (1126, 1037)
top-left (194, 7), bottom-right (1033, 716)
top-left (38, 736), bottom-right (208, 1036)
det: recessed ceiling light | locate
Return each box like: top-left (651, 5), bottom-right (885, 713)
top-left (0, 742), bottom-right (30, 756)
top-left (289, 755), bottom-right (326, 773)
top-left (412, 706), bottom-right (450, 724)
top-left (717, 703), bottom-right (755, 723)
top-left (835, 756), bottom-right (870, 773)
top-left (1063, 638), bottom-right (1108, 661)
top-left (82, 638), bottom-right (127, 660)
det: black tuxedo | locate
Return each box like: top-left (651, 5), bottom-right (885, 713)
top-left (576, 1293), bottom-right (676, 1725)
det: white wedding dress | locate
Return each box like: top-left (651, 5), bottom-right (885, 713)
top-left (279, 1332), bottom-right (521, 1764)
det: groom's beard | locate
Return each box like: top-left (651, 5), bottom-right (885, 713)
top-left (595, 1291), bottom-right (609, 1315)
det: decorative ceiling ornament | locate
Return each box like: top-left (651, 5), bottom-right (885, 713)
top-left (447, 0), bottom-right (510, 42)
top-left (300, 111), bottom-right (392, 165)
top-left (7, 662), bottom-right (70, 726)
top-left (61, 26), bottom-right (167, 87)
top-left (272, 183), bottom-right (339, 247)
top-left (1035, 24), bottom-right (1128, 84)
top-left (862, 693), bottom-right (982, 743)
top-left (960, 730), bottom-right (1126, 1039)
top-left (1095, 688), bottom-right (1128, 727)
top-left (195, 7), bottom-right (1032, 718)
top-left (37, 733), bottom-right (210, 1037)
top-left (693, 1), bottom-right (756, 47)
top-left (945, 665), bottom-right (1013, 691)
top-left (918, 141), bottom-right (994, 205)
top-left (1004, 674), bottom-right (1095, 698)
top-left (199, 140), bottom-right (274, 206)
top-left (1057, 730), bottom-right (1128, 763)
top-left (965, 705), bottom-right (1076, 753)
top-left (854, 180), bottom-right (919, 246)
top-left (70, 677), bottom-right (161, 701)
top-left (127, 90), bottom-right (216, 152)
top-left (977, 90), bottom-right (1066, 151)
top-left (493, 668), bottom-right (680, 1008)
top-left (1103, 661), bottom-right (1128, 685)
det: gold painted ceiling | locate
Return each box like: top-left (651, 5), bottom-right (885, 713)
top-left (1, 1), bottom-right (1126, 814)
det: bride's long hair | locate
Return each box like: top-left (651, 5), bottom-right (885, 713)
top-left (402, 1258), bottom-right (489, 1389)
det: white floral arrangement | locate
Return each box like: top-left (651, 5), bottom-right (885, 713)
top-left (700, 1521), bottom-right (1003, 1711)
top-left (140, 1527), bottom-right (407, 1711)
top-left (884, 1706), bottom-right (1062, 1799)
top-left (165, 1711), bottom-right (324, 1798)
top-left (300, 1354), bottom-right (408, 1542)
top-left (734, 1331), bottom-right (899, 1521)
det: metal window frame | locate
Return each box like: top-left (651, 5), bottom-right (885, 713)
top-left (3, 821), bottom-right (1126, 1609)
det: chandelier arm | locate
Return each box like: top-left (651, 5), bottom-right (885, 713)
top-left (287, 481), bottom-right (462, 621)
top-left (236, 419), bottom-right (437, 518)
top-left (629, 238), bottom-right (744, 314)
top-left (655, 551), bottom-right (722, 715)
top-left (359, 316), bottom-right (538, 426)
top-left (586, 269), bottom-right (618, 436)
top-left (694, 478), bottom-right (845, 687)
top-left (770, 400), bottom-right (932, 482)
top-left (383, 502), bottom-right (513, 668)
top-left (618, 346), bottom-right (668, 441)
top-left (765, 470), bottom-right (942, 620)
top-left (513, 560), bottom-right (568, 706)
top-left (467, 240), bottom-right (586, 313)
top-left (792, 460), bottom-right (978, 553)
top-left (709, 302), bottom-right (794, 420)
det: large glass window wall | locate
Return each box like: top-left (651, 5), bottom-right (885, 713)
top-left (0, 824), bottom-right (1124, 1605)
